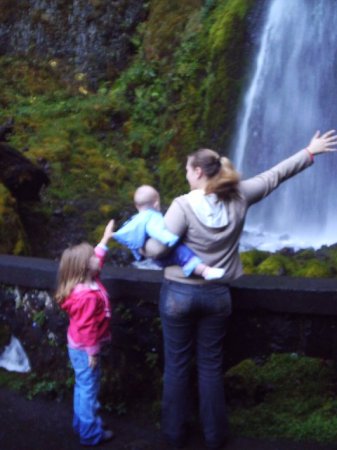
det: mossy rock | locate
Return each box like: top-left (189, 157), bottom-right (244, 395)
top-left (256, 254), bottom-right (298, 276)
top-left (241, 249), bottom-right (270, 274)
top-left (293, 259), bottom-right (332, 278)
top-left (294, 248), bottom-right (317, 261)
top-left (226, 353), bottom-right (337, 442)
top-left (225, 358), bottom-right (268, 407)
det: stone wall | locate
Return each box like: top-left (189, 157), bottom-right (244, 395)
top-left (1, 254), bottom-right (337, 403)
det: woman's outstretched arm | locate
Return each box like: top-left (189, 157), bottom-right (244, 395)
top-left (240, 129), bottom-right (337, 206)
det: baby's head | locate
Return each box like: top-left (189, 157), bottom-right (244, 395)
top-left (134, 185), bottom-right (160, 211)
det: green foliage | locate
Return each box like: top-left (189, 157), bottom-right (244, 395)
top-left (293, 259), bottom-right (332, 278)
top-left (202, 0), bottom-right (256, 146)
top-left (0, 367), bottom-right (73, 399)
top-left (158, 156), bottom-right (185, 205)
top-left (0, 185), bottom-right (28, 255)
top-left (26, 377), bottom-right (59, 400)
top-left (145, 350), bottom-right (159, 369)
top-left (226, 353), bottom-right (337, 442)
top-left (104, 0), bottom-right (257, 196)
top-left (241, 246), bottom-right (337, 278)
top-left (256, 254), bottom-right (298, 276)
top-left (240, 250), bottom-right (271, 274)
top-left (0, 369), bottom-right (27, 391)
top-left (32, 310), bottom-right (46, 327)
top-left (0, 1), bottom-right (258, 250)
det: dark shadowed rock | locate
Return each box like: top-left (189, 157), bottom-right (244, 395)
top-left (0, 142), bottom-right (49, 201)
top-left (0, 117), bottom-right (14, 142)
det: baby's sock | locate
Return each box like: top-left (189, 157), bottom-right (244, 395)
top-left (202, 267), bottom-right (225, 281)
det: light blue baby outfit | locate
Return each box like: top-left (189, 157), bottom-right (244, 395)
top-left (113, 209), bottom-right (202, 276)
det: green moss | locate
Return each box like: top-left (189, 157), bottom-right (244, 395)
top-left (241, 250), bottom-right (271, 274)
top-left (256, 254), bottom-right (298, 276)
top-left (239, 246), bottom-right (337, 278)
top-left (0, 0), bottom-right (254, 240)
top-left (226, 354), bottom-right (337, 442)
top-left (105, 0), bottom-right (257, 194)
top-left (0, 369), bottom-right (28, 392)
top-left (202, 0), bottom-right (256, 147)
top-left (293, 259), bottom-right (332, 278)
top-left (142, 0), bottom-right (203, 61)
top-left (0, 185), bottom-right (28, 255)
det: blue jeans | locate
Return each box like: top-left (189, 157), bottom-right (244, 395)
top-left (68, 347), bottom-right (104, 446)
top-left (159, 280), bottom-right (232, 449)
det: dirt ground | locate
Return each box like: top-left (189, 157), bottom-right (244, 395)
top-left (1, 387), bottom-right (337, 450)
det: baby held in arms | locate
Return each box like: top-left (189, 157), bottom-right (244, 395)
top-left (112, 185), bottom-right (225, 281)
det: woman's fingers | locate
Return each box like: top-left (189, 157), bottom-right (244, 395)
top-left (308, 129), bottom-right (337, 154)
top-left (323, 130), bottom-right (337, 151)
top-left (322, 129), bottom-right (336, 139)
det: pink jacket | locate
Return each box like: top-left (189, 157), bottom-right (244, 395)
top-left (61, 245), bottom-right (112, 356)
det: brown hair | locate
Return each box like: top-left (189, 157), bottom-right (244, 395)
top-left (188, 148), bottom-right (240, 201)
top-left (54, 242), bottom-right (94, 304)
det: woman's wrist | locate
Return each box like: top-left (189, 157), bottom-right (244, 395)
top-left (306, 147), bottom-right (315, 161)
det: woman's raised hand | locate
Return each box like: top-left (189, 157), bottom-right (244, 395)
top-left (307, 130), bottom-right (337, 155)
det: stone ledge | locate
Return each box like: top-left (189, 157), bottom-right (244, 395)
top-left (1, 254), bottom-right (337, 316)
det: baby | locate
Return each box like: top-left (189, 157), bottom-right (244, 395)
top-left (113, 185), bottom-right (225, 281)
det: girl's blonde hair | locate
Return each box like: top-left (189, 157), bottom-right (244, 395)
top-left (55, 242), bottom-right (94, 304)
top-left (188, 148), bottom-right (240, 201)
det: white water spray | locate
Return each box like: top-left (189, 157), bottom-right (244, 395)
top-left (232, 0), bottom-right (337, 251)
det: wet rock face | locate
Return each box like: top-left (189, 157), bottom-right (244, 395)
top-left (0, 0), bottom-right (148, 84)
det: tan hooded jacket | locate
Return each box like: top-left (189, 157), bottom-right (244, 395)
top-left (145, 149), bottom-right (313, 284)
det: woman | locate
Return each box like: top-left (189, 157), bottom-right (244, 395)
top-left (144, 130), bottom-right (337, 449)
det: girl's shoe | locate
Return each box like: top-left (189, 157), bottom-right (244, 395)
top-left (100, 429), bottom-right (114, 443)
top-left (81, 430), bottom-right (114, 447)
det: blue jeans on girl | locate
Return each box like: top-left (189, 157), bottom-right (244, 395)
top-left (68, 347), bottom-right (104, 446)
top-left (159, 279), bottom-right (232, 449)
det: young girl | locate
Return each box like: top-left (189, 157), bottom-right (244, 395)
top-left (55, 220), bottom-right (114, 447)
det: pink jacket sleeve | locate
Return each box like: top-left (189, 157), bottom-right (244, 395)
top-left (94, 244), bottom-right (108, 269)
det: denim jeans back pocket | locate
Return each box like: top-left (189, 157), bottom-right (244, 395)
top-left (202, 284), bottom-right (232, 317)
top-left (160, 285), bottom-right (193, 318)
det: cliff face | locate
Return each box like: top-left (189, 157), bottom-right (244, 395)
top-left (0, 0), bottom-right (147, 85)
top-left (0, 0), bottom-right (262, 257)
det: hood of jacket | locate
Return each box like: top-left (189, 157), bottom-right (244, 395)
top-left (185, 189), bottom-right (228, 228)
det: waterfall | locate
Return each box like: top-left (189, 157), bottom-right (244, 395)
top-left (231, 0), bottom-right (337, 251)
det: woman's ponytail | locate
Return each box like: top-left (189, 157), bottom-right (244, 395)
top-left (188, 149), bottom-right (240, 201)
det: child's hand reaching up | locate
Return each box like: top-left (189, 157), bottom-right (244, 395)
top-left (99, 219), bottom-right (115, 247)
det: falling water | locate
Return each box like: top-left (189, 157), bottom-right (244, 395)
top-left (232, 0), bottom-right (337, 251)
